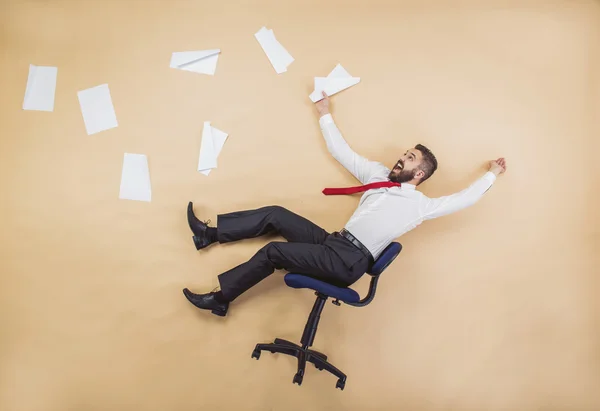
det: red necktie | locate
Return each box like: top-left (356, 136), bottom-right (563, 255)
top-left (322, 181), bottom-right (401, 195)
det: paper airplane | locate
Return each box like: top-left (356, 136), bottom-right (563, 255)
top-left (198, 121), bottom-right (229, 176)
top-left (254, 27), bottom-right (294, 74)
top-left (23, 64), bottom-right (58, 112)
top-left (170, 49), bottom-right (221, 75)
top-left (119, 153), bottom-right (152, 202)
top-left (309, 64), bottom-right (360, 102)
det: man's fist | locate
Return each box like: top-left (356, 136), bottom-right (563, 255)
top-left (315, 91), bottom-right (330, 116)
top-left (489, 158), bottom-right (507, 176)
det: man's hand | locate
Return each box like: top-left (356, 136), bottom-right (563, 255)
top-left (489, 158), bottom-right (507, 176)
top-left (315, 91), bottom-right (330, 116)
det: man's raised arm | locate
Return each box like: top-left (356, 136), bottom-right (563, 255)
top-left (315, 92), bottom-right (388, 184)
top-left (422, 158), bottom-right (507, 220)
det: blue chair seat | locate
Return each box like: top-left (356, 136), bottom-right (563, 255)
top-left (283, 242), bottom-right (402, 305)
top-left (284, 274), bottom-right (360, 303)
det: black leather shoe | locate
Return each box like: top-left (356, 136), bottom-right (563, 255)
top-left (187, 201), bottom-right (214, 250)
top-left (182, 288), bottom-right (229, 317)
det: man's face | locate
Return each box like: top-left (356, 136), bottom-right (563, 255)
top-left (388, 149), bottom-right (424, 184)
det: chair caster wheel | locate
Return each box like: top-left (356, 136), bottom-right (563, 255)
top-left (251, 349), bottom-right (261, 360)
top-left (293, 373), bottom-right (303, 386)
top-left (336, 379), bottom-right (345, 390)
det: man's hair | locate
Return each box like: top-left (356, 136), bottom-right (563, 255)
top-left (414, 144), bottom-right (438, 184)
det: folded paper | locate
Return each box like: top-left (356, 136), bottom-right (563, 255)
top-left (170, 49), bottom-right (220, 75)
top-left (254, 27), bottom-right (294, 74)
top-left (198, 121), bottom-right (229, 176)
top-left (77, 84), bottom-right (118, 135)
top-left (309, 64), bottom-right (360, 102)
top-left (119, 153), bottom-right (152, 202)
top-left (23, 64), bottom-right (58, 112)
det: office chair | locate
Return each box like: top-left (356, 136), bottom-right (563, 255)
top-left (251, 242), bottom-right (402, 390)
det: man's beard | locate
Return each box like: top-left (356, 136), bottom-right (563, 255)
top-left (388, 168), bottom-right (416, 184)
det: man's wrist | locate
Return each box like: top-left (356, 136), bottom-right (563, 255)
top-left (318, 109), bottom-right (330, 116)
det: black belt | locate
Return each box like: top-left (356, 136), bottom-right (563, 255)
top-left (338, 229), bottom-right (374, 265)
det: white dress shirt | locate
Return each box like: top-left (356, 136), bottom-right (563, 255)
top-left (319, 114), bottom-right (496, 260)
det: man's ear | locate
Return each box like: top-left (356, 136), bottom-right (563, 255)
top-left (414, 169), bottom-right (425, 180)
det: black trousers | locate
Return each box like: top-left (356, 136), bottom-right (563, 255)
top-left (216, 206), bottom-right (369, 301)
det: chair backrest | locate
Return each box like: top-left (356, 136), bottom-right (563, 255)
top-left (368, 242), bottom-right (402, 276)
top-left (347, 242), bottom-right (402, 307)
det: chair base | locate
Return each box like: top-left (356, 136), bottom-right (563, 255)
top-left (251, 338), bottom-right (347, 390)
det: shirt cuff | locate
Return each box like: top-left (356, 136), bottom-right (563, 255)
top-left (319, 113), bottom-right (334, 126)
top-left (483, 171), bottom-right (497, 183)
top-left (481, 171), bottom-right (496, 194)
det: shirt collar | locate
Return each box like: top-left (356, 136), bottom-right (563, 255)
top-left (401, 183), bottom-right (416, 190)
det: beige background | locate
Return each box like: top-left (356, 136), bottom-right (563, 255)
top-left (1, 0), bottom-right (599, 410)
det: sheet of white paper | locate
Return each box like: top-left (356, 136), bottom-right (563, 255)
top-left (23, 65), bottom-right (58, 111)
top-left (263, 29), bottom-right (294, 73)
top-left (199, 127), bottom-right (228, 176)
top-left (254, 27), bottom-right (294, 74)
top-left (198, 121), bottom-right (216, 171)
top-left (309, 64), bottom-right (360, 102)
top-left (265, 29), bottom-right (294, 70)
top-left (119, 153), bottom-right (151, 202)
top-left (170, 49), bottom-right (220, 75)
top-left (77, 84), bottom-right (118, 135)
top-left (197, 122), bottom-right (229, 175)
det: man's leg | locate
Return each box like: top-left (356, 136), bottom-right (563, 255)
top-left (217, 205), bottom-right (329, 244)
top-left (183, 241), bottom-right (358, 316)
top-left (187, 203), bottom-right (329, 250)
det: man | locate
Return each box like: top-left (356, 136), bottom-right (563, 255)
top-left (183, 92), bottom-right (507, 316)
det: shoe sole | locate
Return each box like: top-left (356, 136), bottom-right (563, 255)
top-left (187, 202), bottom-right (199, 234)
